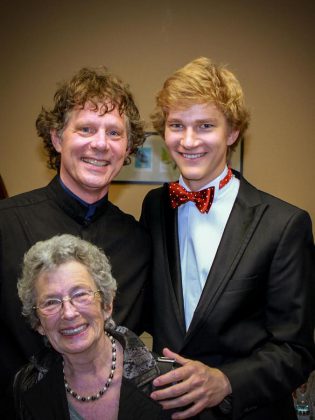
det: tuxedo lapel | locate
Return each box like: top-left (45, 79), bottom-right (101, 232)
top-left (184, 177), bottom-right (268, 344)
top-left (161, 185), bottom-right (186, 332)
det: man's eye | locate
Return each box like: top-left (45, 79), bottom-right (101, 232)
top-left (169, 123), bottom-right (183, 130)
top-left (200, 123), bottom-right (213, 129)
top-left (108, 130), bottom-right (121, 138)
top-left (79, 127), bottom-right (95, 135)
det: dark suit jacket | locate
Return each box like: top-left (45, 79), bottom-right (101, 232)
top-left (140, 172), bottom-right (315, 419)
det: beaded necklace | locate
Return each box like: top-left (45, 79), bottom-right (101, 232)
top-left (63, 332), bottom-right (117, 402)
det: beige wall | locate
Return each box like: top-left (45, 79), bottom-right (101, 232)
top-left (1, 0), bottom-right (314, 230)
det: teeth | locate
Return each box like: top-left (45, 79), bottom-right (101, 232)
top-left (182, 153), bottom-right (205, 159)
top-left (61, 325), bottom-right (87, 336)
top-left (82, 158), bottom-right (108, 167)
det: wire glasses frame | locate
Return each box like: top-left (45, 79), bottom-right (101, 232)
top-left (33, 289), bottom-right (103, 316)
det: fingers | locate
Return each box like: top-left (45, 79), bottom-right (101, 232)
top-left (152, 364), bottom-right (186, 390)
top-left (152, 374), bottom-right (190, 402)
top-left (151, 349), bottom-right (232, 419)
top-left (153, 383), bottom-right (210, 420)
top-left (162, 348), bottom-right (189, 366)
top-left (151, 360), bottom-right (208, 404)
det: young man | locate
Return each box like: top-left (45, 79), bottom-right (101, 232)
top-left (141, 57), bottom-right (315, 419)
top-left (0, 67), bottom-right (150, 398)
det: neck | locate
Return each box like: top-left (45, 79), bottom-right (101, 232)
top-left (182, 165), bottom-right (228, 191)
top-left (63, 333), bottom-right (110, 376)
top-left (63, 333), bottom-right (121, 404)
top-left (59, 174), bottom-right (108, 204)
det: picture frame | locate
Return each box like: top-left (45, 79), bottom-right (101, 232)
top-left (113, 132), bottom-right (243, 184)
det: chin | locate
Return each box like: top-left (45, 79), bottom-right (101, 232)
top-left (63, 343), bottom-right (90, 355)
top-left (182, 173), bottom-right (203, 181)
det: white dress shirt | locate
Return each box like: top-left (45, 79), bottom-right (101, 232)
top-left (178, 166), bottom-right (240, 330)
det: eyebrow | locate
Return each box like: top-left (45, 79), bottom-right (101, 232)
top-left (196, 118), bottom-right (218, 123)
top-left (38, 284), bottom-right (92, 300)
top-left (74, 118), bottom-right (126, 129)
top-left (73, 117), bottom-right (101, 125)
top-left (167, 117), bottom-right (219, 124)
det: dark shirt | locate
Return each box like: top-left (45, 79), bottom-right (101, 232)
top-left (0, 176), bottom-right (151, 396)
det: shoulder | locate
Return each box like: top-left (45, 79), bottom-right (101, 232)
top-left (106, 200), bottom-right (139, 224)
top-left (239, 174), bottom-right (311, 219)
top-left (237, 176), bottom-right (314, 246)
top-left (106, 200), bottom-right (144, 226)
top-left (109, 326), bottom-right (158, 387)
top-left (105, 201), bottom-right (151, 240)
top-left (143, 185), bottom-right (166, 202)
top-left (110, 326), bottom-right (155, 371)
top-left (141, 185), bottom-right (168, 216)
top-left (112, 326), bottom-right (174, 405)
top-left (0, 184), bottom-right (50, 213)
top-left (14, 363), bottom-right (40, 395)
top-left (14, 350), bottom-right (60, 394)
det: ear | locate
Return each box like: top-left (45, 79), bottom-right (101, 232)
top-left (227, 129), bottom-right (240, 147)
top-left (103, 302), bottom-right (113, 320)
top-left (50, 129), bottom-right (62, 153)
top-left (36, 323), bottom-right (45, 336)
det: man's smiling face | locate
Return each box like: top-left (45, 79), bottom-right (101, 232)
top-left (51, 101), bottom-right (129, 203)
top-left (165, 103), bottom-right (239, 191)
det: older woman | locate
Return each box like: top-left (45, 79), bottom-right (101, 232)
top-left (14, 234), bottom-right (170, 420)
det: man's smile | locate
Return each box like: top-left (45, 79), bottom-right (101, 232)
top-left (81, 157), bottom-right (109, 167)
top-left (181, 153), bottom-right (206, 159)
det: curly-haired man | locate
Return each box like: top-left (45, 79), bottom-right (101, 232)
top-left (0, 67), bottom-right (150, 404)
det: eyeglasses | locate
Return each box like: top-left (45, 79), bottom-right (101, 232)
top-left (33, 290), bottom-right (102, 316)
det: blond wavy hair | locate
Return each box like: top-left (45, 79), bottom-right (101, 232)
top-left (151, 57), bottom-right (250, 151)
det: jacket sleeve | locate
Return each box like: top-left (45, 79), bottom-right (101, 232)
top-left (219, 210), bottom-right (315, 418)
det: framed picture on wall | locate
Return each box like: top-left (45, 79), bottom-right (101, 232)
top-left (113, 132), bottom-right (243, 184)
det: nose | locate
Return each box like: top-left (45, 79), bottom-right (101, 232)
top-left (90, 131), bottom-right (109, 151)
top-left (61, 298), bottom-right (79, 319)
top-left (180, 127), bottom-right (198, 149)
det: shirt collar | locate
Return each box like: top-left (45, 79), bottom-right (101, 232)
top-left (58, 177), bottom-right (108, 221)
top-left (47, 176), bottom-right (109, 224)
top-left (179, 165), bottom-right (229, 192)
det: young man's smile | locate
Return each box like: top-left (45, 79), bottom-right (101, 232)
top-left (165, 103), bottom-right (239, 191)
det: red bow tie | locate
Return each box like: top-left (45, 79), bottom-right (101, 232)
top-left (168, 168), bottom-right (233, 214)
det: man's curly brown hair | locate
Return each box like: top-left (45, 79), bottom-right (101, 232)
top-left (36, 67), bottom-right (145, 170)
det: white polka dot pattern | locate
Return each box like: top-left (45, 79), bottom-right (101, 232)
top-left (168, 168), bottom-right (233, 214)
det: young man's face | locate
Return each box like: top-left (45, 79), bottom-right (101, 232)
top-left (51, 102), bottom-right (129, 203)
top-left (165, 103), bottom-right (239, 191)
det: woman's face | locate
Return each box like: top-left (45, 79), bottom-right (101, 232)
top-left (35, 260), bottom-right (111, 358)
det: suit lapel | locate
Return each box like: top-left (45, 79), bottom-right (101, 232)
top-left (184, 176), bottom-right (268, 345)
top-left (161, 185), bottom-right (186, 332)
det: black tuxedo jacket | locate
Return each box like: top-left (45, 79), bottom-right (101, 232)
top-left (141, 172), bottom-right (315, 419)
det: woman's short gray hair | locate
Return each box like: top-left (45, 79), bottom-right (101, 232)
top-left (17, 234), bottom-right (117, 329)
